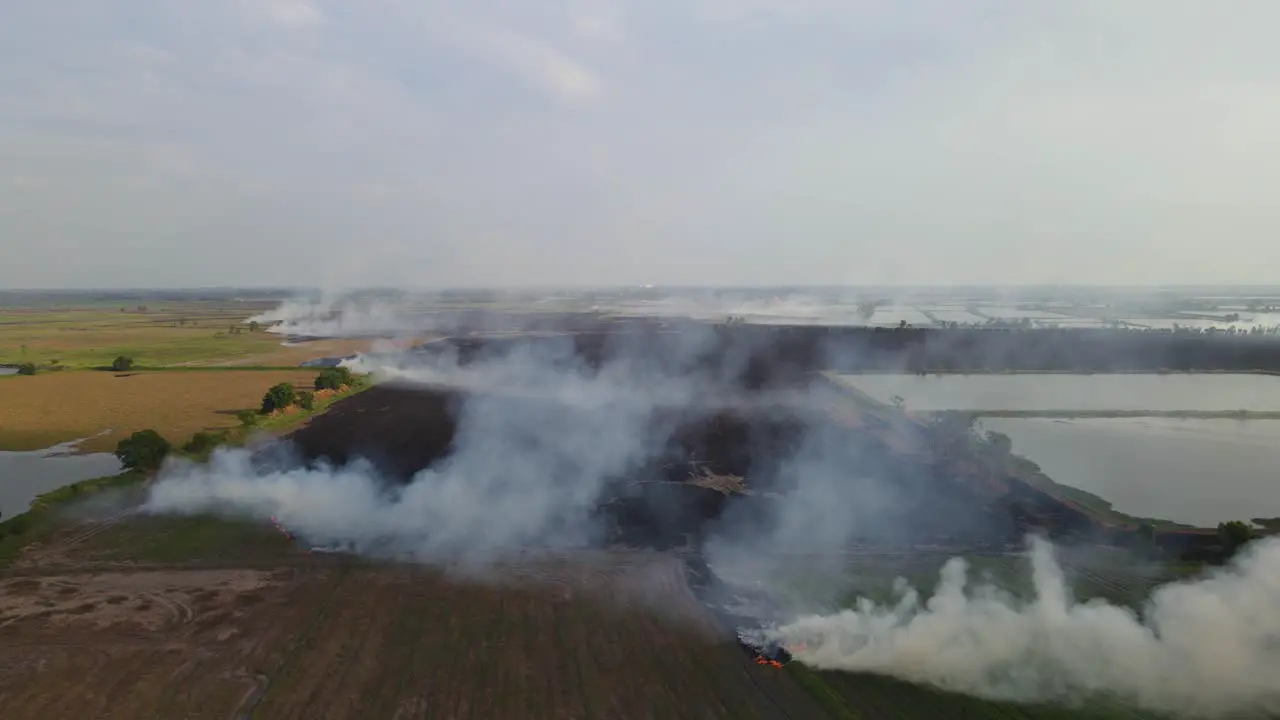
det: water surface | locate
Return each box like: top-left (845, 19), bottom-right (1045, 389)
top-left (0, 440), bottom-right (121, 519)
top-left (839, 373), bottom-right (1280, 412)
top-left (983, 417), bottom-right (1280, 526)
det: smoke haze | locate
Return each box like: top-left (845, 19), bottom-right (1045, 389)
top-left (145, 345), bottom-right (709, 563)
top-left (766, 536), bottom-right (1280, 718)
top-left (137, 303), bottom-right (1280, 716)
top-left (245, 290), bottom-right (904, 338)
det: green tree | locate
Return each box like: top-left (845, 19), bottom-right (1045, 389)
top-left (1136, 520), bottom-right (1157, 546)
top-left (114, 429), bottom-right (171, 471)
top-left (261, 382), bottom-right (298, 414)
top-left (16, 362), bottom-right (36, 375)
top-left (182, 431), bottom-right (221, 456)
top-left (0, 514), bottom-right (30, 537)
top-left (1217, 520), bottom-right (1255, 554)
top-left (298, 391), bottom-right (316, 411)
top-left (315, 366), bottom-right (355, 391)
top-left (235, 409), bottom-right (260, 427)
top-left (111, 355), bottom-right (134, 372)
top-left (248, 321), bottom-right (260, 332)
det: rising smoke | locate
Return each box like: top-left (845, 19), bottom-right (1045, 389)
top-left (145, 342), bottom-right (713, 564)
top-left (765, 536), bottom-right (1280, 718)
top-left (141, 300), bottom-right (1280, 717)
top-left (247, 294), bottom-right (416, 338)
top-left (247, 290), bottom-right (903, 338)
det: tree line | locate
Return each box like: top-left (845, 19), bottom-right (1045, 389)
top-left (113, 366), bottom-right (362, 472)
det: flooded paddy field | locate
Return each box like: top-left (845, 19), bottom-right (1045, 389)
top-left (837, 372), bottom-right (1280, 413)
top-left (0, 440), bottom-right (120, 518)
top-left (982, 417), bottom-right (1280, 526)
top-left (836, 372), bottom-right (1280, 526)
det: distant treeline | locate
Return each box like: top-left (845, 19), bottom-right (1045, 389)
top-left (422, 322), bottom-right (1280, 385)
top-left (728, 325), bottom-right (1280, 374)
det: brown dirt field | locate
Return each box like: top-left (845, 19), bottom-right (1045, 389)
top-left (0, 543), bottom-right (829, 720)
top-left (0, 370), bottom-right (323, 452)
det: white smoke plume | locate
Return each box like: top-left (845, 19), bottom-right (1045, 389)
top-left (245, 288), bottom-right (923, 338)
top-left (766, 536), bottom-right (1280, 718)
top-left (142, 326), bottom-right (747, 563)
top-left (248, 295), bottom-right (415, 337)
top-left (137, 323), bottom-right (1280, 717)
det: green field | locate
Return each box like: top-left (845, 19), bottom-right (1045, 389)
top-left (0, 297), bottom-right (384, 452)
top-left (0, 304), bottom-right (376, 369)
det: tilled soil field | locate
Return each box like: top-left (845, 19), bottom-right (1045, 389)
top-left (0, 524), bottom-right (827, 720)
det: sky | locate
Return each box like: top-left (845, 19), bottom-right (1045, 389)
top-left (3, 1), bottom-right (1280, 289)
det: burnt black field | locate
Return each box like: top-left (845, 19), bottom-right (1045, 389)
top-left (415, 320), bottom-right (1280, 379)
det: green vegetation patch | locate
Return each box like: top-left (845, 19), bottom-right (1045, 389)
top-left (0, 470), bottom-right (147, 567)
top-left (77, 514), bottom-right (297, 564)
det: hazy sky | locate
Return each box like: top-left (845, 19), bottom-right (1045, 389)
top-left (4, 1), bottom-right (1280, 289)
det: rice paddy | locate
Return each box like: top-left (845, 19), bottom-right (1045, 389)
top-left (0, 369), bottom-right (324, 452)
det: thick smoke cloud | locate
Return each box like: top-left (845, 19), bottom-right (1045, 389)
top-left (765, 536), bottom-right (1280, 718)
top-left (143, 312), bottom-right (901, 569)
top-left (248, 295), bottom-right (417, 337)
top-left (140, 300), bottom-right (1280, 716)
top-left (246, 291), bottom-right (905, 338)
top-left (144, 342), bottom-right (714, 564)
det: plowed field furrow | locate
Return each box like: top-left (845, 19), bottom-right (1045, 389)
top-left (564, 594), bottom-right (611, 720)
top-left (0, 550), bottom-right (841, 720)
top-left (306, 575), bottom-right (384, 720)
top-left (548, 599), bottom-right (589, 720)
top-left (469, 591), bottom-right (508, 720)
top-left (248, 567), bottom-right (350, 718)
top-left (150, 648), bottom-right (213, 718)
top-left (321, 579), bottom-right (401, 719)
top-left (363, 579), bottom-right (434, 720)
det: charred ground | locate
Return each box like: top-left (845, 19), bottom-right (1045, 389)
top-left (379, 315), bottom-right (1280, 374)
top-left (283, 324), bottom-right (1085, 553)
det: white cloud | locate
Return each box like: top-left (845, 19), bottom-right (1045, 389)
top-left (261, 0), bottom-right (325, 28)
top-left (3, 1), bottom-right (1280, 287)
top-left (475, 28), bottom-right (602, 100)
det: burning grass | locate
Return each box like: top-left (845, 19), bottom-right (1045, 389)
top-left (0, 369), bottom-right (323, 452)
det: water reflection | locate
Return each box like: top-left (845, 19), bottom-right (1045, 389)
top-left (0, 439), bottom-right (121, 519)
top-left (984, 417), bottom-right (1280, 526)
top-left (840, 373), bottom-right (1280, 412)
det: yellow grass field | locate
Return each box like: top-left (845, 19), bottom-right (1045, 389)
top-left (0, 370), bottom-right (327, 452)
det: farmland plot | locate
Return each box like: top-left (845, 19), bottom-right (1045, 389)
top-left (0, 520), bottom-right (829, 720)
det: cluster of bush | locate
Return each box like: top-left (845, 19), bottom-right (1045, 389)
top-left (114, 429), bottom-right (171, 471)
top-left (258, 366), bottom-right (357, 416)
top-left (14, 361), bottom-right (71, 374)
